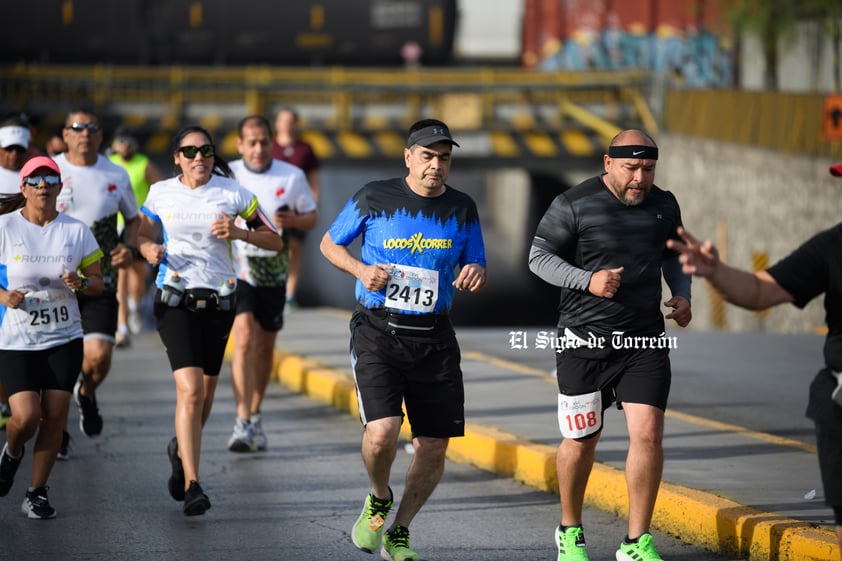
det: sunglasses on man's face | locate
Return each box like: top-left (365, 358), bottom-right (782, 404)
top-left (1, 145), bottom-right (26, 153)
top-left (24, 175), bottom-right (61, 187)
top-left (65, 122), bottom-right (101, 133)
top-left (177, 144), bottom-right (215, 159)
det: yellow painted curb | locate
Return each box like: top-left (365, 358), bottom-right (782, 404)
top-left (447, 424), bottom-right (558, 493)
top-left (277, 355), bottom-right (359, 419)
top-left (225, 342), bottom-right (840, 561)
top-left (650, 482), bottom-right (840, 561)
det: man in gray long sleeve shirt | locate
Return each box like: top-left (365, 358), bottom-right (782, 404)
top-left (529, 129), bottom-right (691, 561)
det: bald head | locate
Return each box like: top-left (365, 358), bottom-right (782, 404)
top-left (610, 129), bottom-right (657, 148)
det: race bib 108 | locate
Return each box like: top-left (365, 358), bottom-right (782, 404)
top-left (558, 390), bottom-right (602, 439)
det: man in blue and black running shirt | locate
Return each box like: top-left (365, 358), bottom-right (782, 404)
top-left (320, 118), bottom-right (486, 561)
top-left (529, 129), bottom-right (692, 561)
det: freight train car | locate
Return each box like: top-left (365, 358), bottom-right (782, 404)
top-left (1, 0), bottom-right (456, 66)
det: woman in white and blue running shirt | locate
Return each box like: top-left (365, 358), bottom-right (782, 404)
top-left (0, 156), bottom-right (104, 519)
top-left (137, 126), bottom-right (281, 516)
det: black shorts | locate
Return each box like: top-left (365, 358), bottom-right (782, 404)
top-left (555, 327), bottom-right (672, 411)
top-left (154, 291), bottom-right (236, 376)
top-left (0, 339), bottom-right (84, 396)
top-left (349, 310), bottom-right (464, 438)
top-left (286, 229), bottom-right (306, 241)
top-left (77, 290), bottom-right (119, 340)
top-left (234, 281), bottom-right (285, 332)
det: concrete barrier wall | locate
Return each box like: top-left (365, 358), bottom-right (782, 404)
top-left (657, 133), bottom-right (840, 334)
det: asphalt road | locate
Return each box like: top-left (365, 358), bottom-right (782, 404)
top-left (0, 329), bottom-right (744, 561)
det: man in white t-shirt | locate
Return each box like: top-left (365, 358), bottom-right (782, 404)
top-left (53, 108), bottom-right (140, 451)
top-left (226, 115), bottom-right (317, 452)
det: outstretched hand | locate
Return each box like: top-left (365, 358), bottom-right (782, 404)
top-left (666, 227), bottom-right (720, 278)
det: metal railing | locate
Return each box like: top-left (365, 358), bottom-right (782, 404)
top-left (0, 64), bottom-right (655, 139)
top-left (4, 65), bottom-right (835, 159)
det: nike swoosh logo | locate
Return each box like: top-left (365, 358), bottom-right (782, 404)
top-left (632, 150), bottom-right (645, 156)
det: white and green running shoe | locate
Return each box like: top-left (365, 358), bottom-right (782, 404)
top-left (616, 532), bottom-right (664, 561)
top-left (352, 491), bottom-right (393, 553)
top-left (381, 525), bottom-right (420, 561)
top-left (555, 525), bottom-right (590, 560)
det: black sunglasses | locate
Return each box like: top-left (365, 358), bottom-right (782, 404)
top-left (178, 144), bottom-right (215, 159)
top-left (1, 145), bottom-right (26, 153)
top-left (65, 122), bottom-right (101, 133)
top-left (24, 175), bottom-right (61, 187)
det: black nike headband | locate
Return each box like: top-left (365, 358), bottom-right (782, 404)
top-left (607, 145), bottom-right (659, 160)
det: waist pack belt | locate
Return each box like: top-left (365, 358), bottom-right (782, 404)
top-left (160, 288), bottom-right (236, 312)
top-left (385, 312), bottom-right (442, 331)
top-left (360, 306), bottom-right (447, 334)
top-left (184, 289), bottom-right (220, 312)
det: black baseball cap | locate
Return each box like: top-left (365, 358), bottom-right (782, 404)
top-left (406, 125), bottom-right (460, 148)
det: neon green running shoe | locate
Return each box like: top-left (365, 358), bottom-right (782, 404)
top-left (381, 525), bottom-right (420, 561)
top-left (351, 491), bottom-right (393, 553)
top-left (555, 525), bottom-right (590, 560)
top-left (616, 532), bottom-right (664, 561)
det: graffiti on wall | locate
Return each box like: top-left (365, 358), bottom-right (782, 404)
top-left (524, 0), bottom-right (735, 89)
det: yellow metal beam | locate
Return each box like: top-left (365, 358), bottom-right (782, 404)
top-left (624, 87), bottom-right (659, 135)
top-left (559, 99), bottom-right (621, 144)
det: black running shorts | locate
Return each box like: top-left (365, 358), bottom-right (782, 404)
top-left (154, 291), bottom-right (235, 376)
top-left (234, 280), bottom-right (285, 332)
top-left (349, 310), bottom-right (465, 438)
top-left (77, 290), bottom-right (119, 341)
top-left (0, 339), bottom-right (84, 396)
top-left (555, 327), bottom-right (672, 411)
